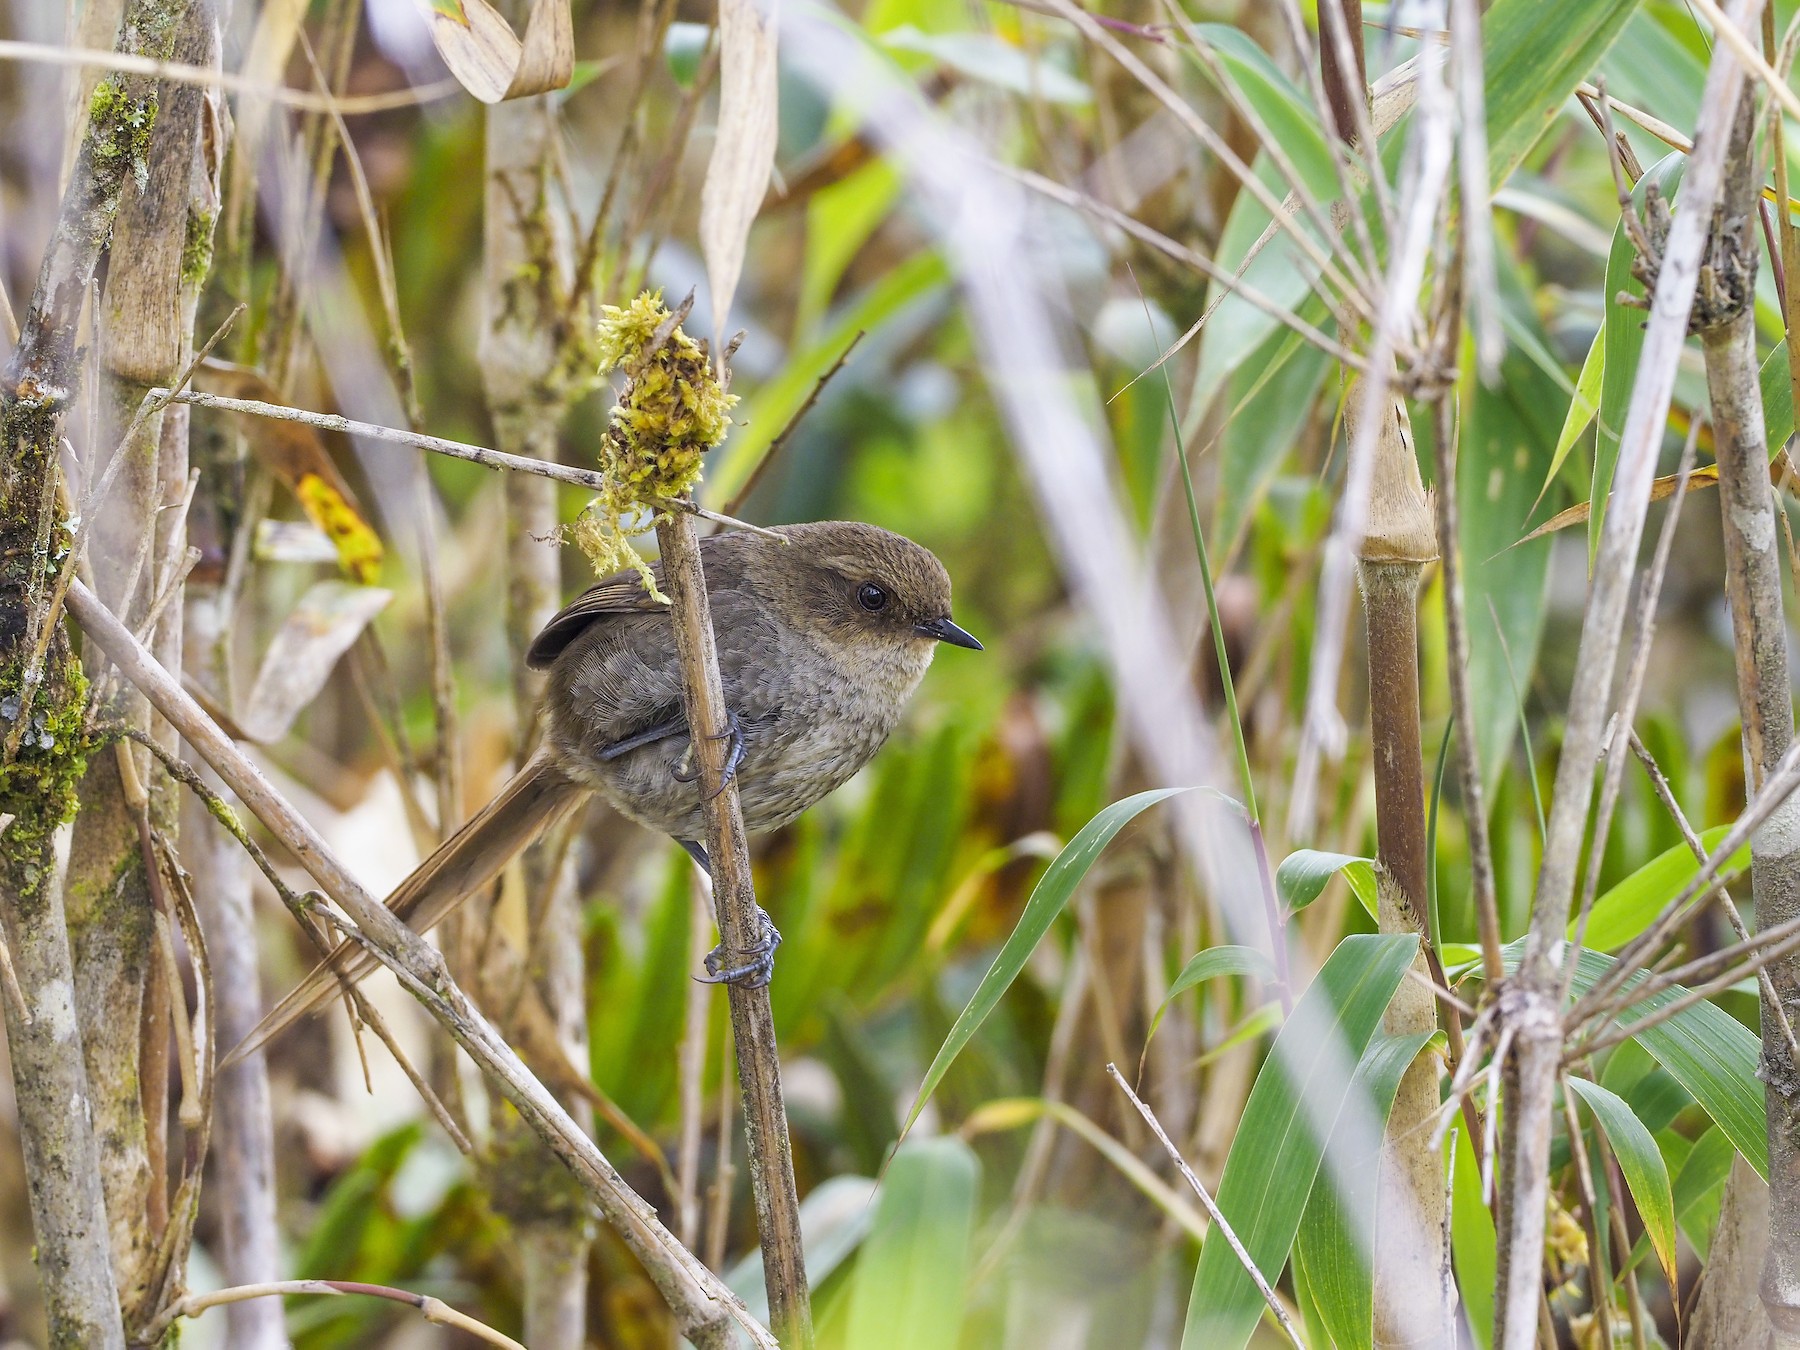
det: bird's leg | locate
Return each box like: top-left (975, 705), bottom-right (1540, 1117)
top-left (675, 839), bottom-right (780, 984)
top-left (670, 710), bottom-right (746, 801)
top-left (699, 903), bottom-right (782, 988)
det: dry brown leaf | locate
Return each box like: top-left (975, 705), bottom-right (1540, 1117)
top-left (1518, 465), bottom-right (1724, 544)
top-left (699, 0), bottom-right (780, 348)
top-left (194, 360), bottom-right (384, 583)
top-left (238, 580), bottom-right (393, 744)
top-left (423, 0), bottom-right (572, 105)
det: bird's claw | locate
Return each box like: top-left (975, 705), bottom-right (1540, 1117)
top-left (699, 905), bottom-right (781, 987)
top-left (671, 711), bottom-right (746, 800)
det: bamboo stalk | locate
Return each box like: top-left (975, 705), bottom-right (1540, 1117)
top-left (1690, 88), bottom-right (1800, 1349)
top-left (1493, 4), bottom-right (1766, 1342)
top-left (655, 509), bottom-right (814, 1348)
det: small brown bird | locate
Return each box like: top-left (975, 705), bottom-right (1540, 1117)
top-left (228, 521), bottom-right (980, 1063)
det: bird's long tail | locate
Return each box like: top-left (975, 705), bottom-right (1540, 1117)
top-left (222, 749), bottom-right (589, 1068)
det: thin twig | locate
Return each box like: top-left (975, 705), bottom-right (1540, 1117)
top-left (114, 728), bottom-right (474, 1152)
top-left (720, 330), bottom-right (867, 517)
top-left (147, 1279), bottom-right (527, 1349)
top-left (1106, 1064), bottom-right (1303, 1346)
top-left (0, 39), bottom-right (460, 112)
top-left (1566, 424), bottom-right (1701, 973)
top-left (1433, 380), bottom-right (1502, 984)
top-left (1629, 729), bottom-right (1800, 1060)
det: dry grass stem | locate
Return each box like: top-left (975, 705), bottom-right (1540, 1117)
top-left (1106, 1064), bottom-right (1303, 1347)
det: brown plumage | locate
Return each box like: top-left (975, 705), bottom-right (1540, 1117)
top-left (225, 521), bottom-right (979, 1065)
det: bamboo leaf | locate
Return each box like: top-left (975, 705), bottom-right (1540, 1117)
top-left (1540, 322), bottom-right (1604, 506)
top-left (844, 1138), bottom-right (978, 1350)
top-left (1148, 945), bottom-right (1278, 1048)
top-left (1572, 825), bottom-right (1747, 951)
top-left (902, 788), bottom-right (1192, 1133)
top-left (1450, 1122), bottom-right (1497, 1349)
top-left (1293, 1030), bottom-right (1440, 1350)
top-left (1566, 1075), bottom-right (1677, 1289)
top-left (1181, 933), bottom-right (1420, 1350)
top-left (1522, 945), bottom-right (1768, 1178)
top-left (1275, 849), bottom-right (1377, 915)
top-left (1482, 0), bottom-right (1644, 184)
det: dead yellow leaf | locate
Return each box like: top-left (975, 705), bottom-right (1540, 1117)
top-left (195, 361), bottom-right (384, 583)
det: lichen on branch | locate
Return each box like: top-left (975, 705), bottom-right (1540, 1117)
top-left (565, 292), bottom-right (736, 597)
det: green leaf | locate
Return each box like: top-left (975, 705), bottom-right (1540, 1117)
top-left (1591, 151), bottom-right (1685, 555)
top-left (1482, 0), bottom-right (1645, 185)
top-left (798, 157), bottom-right (902, 336)
top-left (1293, 1031), bottom-right (1439, 1350)
top-left (1214, 324), bottom-right (1334, 561)
top-left (1181, 933), bottom-right (1421, 1350)
top-left (1148, 945), bottom-right (1278, 1047)
top-left (1517, 944), bottom-right (1767, 1179)
top-left (1276, 849), bottom-right (1378, 915)
top-left (1566, 1076), bottom-right (1677, 1289)
top-left (845, 1139), bottom-right (978, 1350)
top-left (903, 788), bottom-right (1190, 1132)
top-left (1541, 323), bottom-right (1604, 504)
top-left (708, 249), bottom-right (950, 506)
top-left (1671, 1127), bottom-right (1736, 1260)
top-left (1450, 1122), bottom-right (1497, 1349)
top-left (1184, 25), bottom-right (1337, 204)
top-left (1761, 337), bottom-right (1795, 455)
top-left (1573, 825), bottom-right (1747, 952)
top-left (1458, 264), bottom-right (1563, 789)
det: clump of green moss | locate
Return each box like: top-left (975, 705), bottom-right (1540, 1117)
top-left (86, 77), bottom-right (158, 188)
top-left (564, 292), bottom-right (737, 598)
top-left (181, 206), bottom-right (216, 289)
top-left (0, 662), bottom-right (92, 899)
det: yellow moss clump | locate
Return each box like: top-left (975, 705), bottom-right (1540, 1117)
top-left (568, 291), bottom-right (737, 599)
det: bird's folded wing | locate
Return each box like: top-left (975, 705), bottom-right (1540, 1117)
top-left (221, 749), bottom-right (589, 1068)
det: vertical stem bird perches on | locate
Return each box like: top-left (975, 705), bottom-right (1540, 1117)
top-left (656, 513), bottom-right (813, 1348)
top-left (584, 292), bottom-right (812, 1347)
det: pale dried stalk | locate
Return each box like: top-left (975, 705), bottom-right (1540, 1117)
top-left (1690, 88), bottom-right (1800, 1348)
top-left (64, 579), bottom-right (772, 1350)
top-left (0, 39), bottom-right (458, 111)
top-left (1106, 1065), bottom-right (1302, 1346)
top-left (1493, 6), bottom-right (1765, 1343)
top-left (147, 1279), bottom-right (526, 1349)
top-left (655, 511), bottom-right (814, 1349)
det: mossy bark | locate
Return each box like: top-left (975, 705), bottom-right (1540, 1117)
top-left (1, 0), bottom-right (208, 1342)
top-left (64, 0), bottom-right (218, 1327)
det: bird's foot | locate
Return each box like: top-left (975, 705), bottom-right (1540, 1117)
top-left (699, 904), bottom-right (782, 988)
top-left (671, 711), bottom-right (746, 800)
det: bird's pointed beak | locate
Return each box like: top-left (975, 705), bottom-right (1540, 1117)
top-left (915, 616), bottom-right (983, 650)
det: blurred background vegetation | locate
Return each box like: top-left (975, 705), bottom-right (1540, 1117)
top-left (2, 0), bottom-right (1796, 1345)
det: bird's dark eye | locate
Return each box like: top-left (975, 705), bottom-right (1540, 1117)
top-left (857, 582), bottom-right (889, 612)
